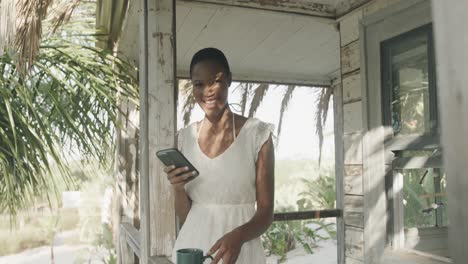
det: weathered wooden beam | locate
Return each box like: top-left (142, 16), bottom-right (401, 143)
top-left (392, 156), bottom-right (443, 169)
top-left (432, 1), bottom-right (468, 263)
top-left (177, 70), bottom-right (333, 88)
top-left (273, 209), bottom-right (341, 221)
top-left (336, 0), bottom-right (373, 18)
top-left (149, 256), bottom-right (174, 264)
top-left (121, 222), bottom-right (141, 258)
top-left (96, 0), bottom-right (130, 49)
top-left (333, 77), bottom-right (346, 264)
top-left (140, 0), bottom-right (177, 262)
top-left (180, 0), bottom-right (335, 18)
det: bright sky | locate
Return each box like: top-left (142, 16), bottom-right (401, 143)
top-left (177, 83), bottom-right (335, 163)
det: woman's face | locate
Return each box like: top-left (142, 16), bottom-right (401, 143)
top-left (191, 60), bottom-right (231, 118)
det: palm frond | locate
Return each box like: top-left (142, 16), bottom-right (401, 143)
top-left (315, 87), bottom-right (333, 166)
top-left (240, 83), bottom-right (252, 116)
top-left (46, 0), bottom-right (83, 35)
top-left (180, 80), bottom-right (196, 127)
top-left (0, 38), bottom-right (138, 215)
top-left (248, 83), bottom-right (269, 118)
top-left (14, 0), bottom-right (54, 72)
top-left (277, 85), bottom-right (295, 141)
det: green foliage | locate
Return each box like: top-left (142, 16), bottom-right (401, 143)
top-left (0, 38), bottom-right (138, 216)
top-left (401, 168), bottom-right (447, 228)
top-left (262, 219), bottom-right (336, 263)
top-left (297, 174), bottom-right (336, 210)
top-left (262, 166), bottom-right (337, 262)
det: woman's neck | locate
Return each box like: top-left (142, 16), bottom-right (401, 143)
top-left (204, 105), bottom-right (233, 133)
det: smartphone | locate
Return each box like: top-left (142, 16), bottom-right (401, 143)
top-left (156, 148), bottom-right (199, 177)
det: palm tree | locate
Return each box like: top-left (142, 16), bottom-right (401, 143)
top-left (0, 0), bottom-right (139, 216)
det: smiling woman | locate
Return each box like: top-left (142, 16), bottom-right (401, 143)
top-left (162, 48), bottom-right (275, 264)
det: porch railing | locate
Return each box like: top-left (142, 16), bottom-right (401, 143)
top-left (119, 208), bottom-right (342, 263)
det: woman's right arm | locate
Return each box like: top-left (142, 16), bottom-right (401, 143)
top-left (164, 165), bottom-right (196, 223)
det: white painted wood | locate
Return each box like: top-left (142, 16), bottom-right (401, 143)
top-left (117, 0), bottom-right (141, 66)
top-left (360, 1), bottom-right (434, 263)
top-left (343, 101), bottom-right (363, 133)
top-left (432, 1), bottom-right (468, 263)
top-left (344, 195), bottom-right (364, 227)
top-left (344, 132), bottom-right (363, 164)
top-left (346, 256), bottom-right (364, 264)
top-left (362, 126), bottom-right (387, 264)
top-left (147, 0), bottom-right (177, 257)
top-left (340, 9), bottom-right (363, 47)
top-left (139, 0), bottom-right (150, 262)
top-left (336, 0), bottom-right (372, 17)
top-left (183, 0), bottom-right (336, 17)
top-left (345, 226), bottom-right (365, 260)
top-left (140, 0), bottom-right (177, 261)
top-left (383, 249), bottom-right (452, 264)
top-left (341, 40), bottom-right (360, 74)
top-left (362, 0), bottom-right (387, 16)
top-left (118, 222), bottom-right (137, 264)
top-left (344, 165), bottom-right (363, 195)
top-left (178, 1), bottom-right (339, 82)
top-left (333, 77), bottom-right (345, 264)
top-left (121, 222), bottom-right (141, 258)
top-left (392, 170), bottom-right (405, 249)
top-left (343, 71), bottom-right (362, 103)
top-left (405, 227), bottom-right (449, 257)
top-left (392, 156), bottom-right (443, 169)
top-left (120, 1), bottom-right (341, 85)
top-left (149, 256), bottom-right (173, 264)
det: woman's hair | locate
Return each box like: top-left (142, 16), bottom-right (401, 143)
top-left (189, 47), bottom-right (231, 78)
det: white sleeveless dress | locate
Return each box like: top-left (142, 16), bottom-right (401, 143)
top-left (171, 117), bottom-right (274, 264)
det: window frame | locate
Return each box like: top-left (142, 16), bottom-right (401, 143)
top-left (381, 24), bottom-right (438, 137)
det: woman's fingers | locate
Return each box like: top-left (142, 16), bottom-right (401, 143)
top-left (208, 240), bottom-right (221, 256)
top-left (163, 165), bottom-right (175, 173)
top-left (211, 248), bottom-right (225, 264)
top-left (170, 171), bottom-right (196, 184)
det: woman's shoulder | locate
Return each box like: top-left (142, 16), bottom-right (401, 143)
top-left (247, 117), bottom-right (275, 132)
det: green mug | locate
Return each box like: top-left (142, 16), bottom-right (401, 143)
top-left (176, 248), bottom-right (213, 264)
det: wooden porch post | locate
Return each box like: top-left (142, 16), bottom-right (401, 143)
top-left (140, 0), bottom-right (177, 262)
top-left (431, 1), bottom-right (468, 263)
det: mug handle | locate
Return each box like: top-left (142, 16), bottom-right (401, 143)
top-left (203, 255), bottom-right (214, 263)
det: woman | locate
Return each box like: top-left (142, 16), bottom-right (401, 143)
top-left (164, 47), bottom-right (275, 264)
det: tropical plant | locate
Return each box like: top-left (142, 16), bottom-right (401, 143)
top-left (262, 218), bottom-right (336, 263)
top-left (0, 38), bottom-right (138, 216)
top-left (297, 174), bottom-right (336, 210)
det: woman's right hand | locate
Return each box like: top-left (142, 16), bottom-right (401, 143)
top-left (164, 165), bottom-right (196, 191)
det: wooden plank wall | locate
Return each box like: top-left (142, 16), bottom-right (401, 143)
top-left (431, 1), bottom-right (468, 262)
top-left (338, 0), bottom-right (402, 263)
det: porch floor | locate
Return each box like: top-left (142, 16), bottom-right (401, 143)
top-left (383, 250), bottom-right (452, 264)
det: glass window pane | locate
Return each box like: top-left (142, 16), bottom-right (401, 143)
top-left (397, 167), bottom-right (448, 229)
top-left (382, 26), bottom-right (436, 135)
top-left (400, 168), bottom-right (436, 228)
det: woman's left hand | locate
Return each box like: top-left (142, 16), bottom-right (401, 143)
top-left (208, 229), bottom-right (244, 264)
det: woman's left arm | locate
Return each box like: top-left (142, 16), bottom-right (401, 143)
top-left (209, 135), bottom-right (275, 264)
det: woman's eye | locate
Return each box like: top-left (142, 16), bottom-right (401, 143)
top-left (215, 80), bottom-right (222, 83)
